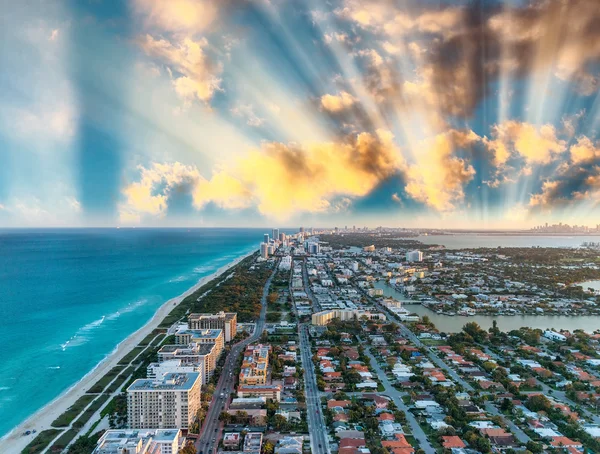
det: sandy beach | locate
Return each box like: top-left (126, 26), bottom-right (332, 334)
top-left (1, 249), bottom-right (255, 453)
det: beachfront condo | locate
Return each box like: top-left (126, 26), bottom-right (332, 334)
top-left (155, 342), bottom-right (219, 385)
top-left (187, 311), bottom-right (237, 342)
top-left (174, 328), bottom-right (224, 357)
top-left (127, 373), bottom-right (201, 430)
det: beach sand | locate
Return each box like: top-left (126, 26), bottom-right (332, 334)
top-left (1, 250), bottom-right (255, 453)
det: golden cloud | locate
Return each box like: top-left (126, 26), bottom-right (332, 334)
top-left (404, 130), bottom-right (479, 211)
top-left (320, 91), bottom-right (356, 113)
top-left (570, 136), bottom-right (600, 164)
top-left (138, 34), bottom-right (222, 104)
top-left (484, 121), bottom-right (566, 166)
top-left (120, 130), bottom-right (405, 222)
top-left (133, 0), bottom-right (218, 34)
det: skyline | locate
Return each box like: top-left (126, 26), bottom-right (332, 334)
top-left (1, 0), bottom-right (600, 228)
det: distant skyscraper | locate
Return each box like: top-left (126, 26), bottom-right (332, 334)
top-left (264, 233), bottom-right (269, 244)
top-left (260, 243), bottom-right (269, 259)
top-left (279, 232), bottom-right (285, 242)
top-left (272, 228), bottom-right (279, 241)
top-left (299, 226), bottom-right (304, 233)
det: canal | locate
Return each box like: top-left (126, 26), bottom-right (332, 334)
top-left (373, 281), bottom-right (600, 333)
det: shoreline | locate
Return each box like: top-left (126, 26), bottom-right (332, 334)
top-left (1, 248), bottom-right (256, 453)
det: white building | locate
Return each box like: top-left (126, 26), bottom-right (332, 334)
top-left (279, 255), bottom-right (292, 270)
top-left (544, 330), bottom-right (567, 342)
top-left (127, 373), bottom-right (201, 430)
top-left (260, 242), bottom-right (269, 259)
top-left (93, 429), bottom-right (184, 454)
top-left (406, 250), bottom-right (423, 262)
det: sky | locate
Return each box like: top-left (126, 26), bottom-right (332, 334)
top-left (0, 0), bottom-right (599, 229)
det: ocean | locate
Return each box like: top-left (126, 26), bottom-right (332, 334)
top-left (0, 228), bottom-right (264, 438)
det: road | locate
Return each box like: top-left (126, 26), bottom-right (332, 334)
top-left (355, 284), bottom-right (474, 392)
top-left (197, 264), bottom-right (277, 454)
top-left (299, 324), bottom-right (330, 454)
top-left (363, 348), bottom-right (435, 454)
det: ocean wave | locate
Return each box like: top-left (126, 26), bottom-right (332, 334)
top-left (169, 275), bottom-right (188, 283)
top-left (48, 366), bottom-right (60, 370)
top-left (194, 265), bottom-right (216, 274)
top-left (0, 387), bottom-right (10, 391)
top-left (79, 315), bottom-right (105, 332)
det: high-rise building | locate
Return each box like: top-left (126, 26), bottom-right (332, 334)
top-left (272, 228), bottom-right (279, 242)
top-left (299, 226), bottom-right (304, 233)
top-left (127, 373), bottom-right (201, 429)
top-left (279, 232), bottom-right (285, 242)
top-left (188, 312), bottom-right (237, 342)
top-left (157, 342), bottom-right (219, 385)
top-left (406, 250), bottom-right (423, 262)
top-left (174, 328), bottom-right (224, 356)
top-left (260, 242), bottom-right (269, 259)
top-left (263, 233), bottom-right (269, 244)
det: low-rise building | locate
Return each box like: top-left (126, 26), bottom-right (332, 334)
top-left (93, 429), bottom-right (185, 454)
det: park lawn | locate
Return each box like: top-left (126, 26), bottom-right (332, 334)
top-left (86, 366), bottom-right (125, 394)
top-left (117, 346), bottom-right (145, 366)
top-left (21, 429), bottom-right (62, 454)
top-left (48, 428), bottom-right (79, 453)
top-left (72, 394), bottom-right (110, 429)
top-left (51, 394), bottom-right (96, 428)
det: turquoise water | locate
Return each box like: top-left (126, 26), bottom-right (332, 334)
top-left (0, 228), bottom-right (265, 437)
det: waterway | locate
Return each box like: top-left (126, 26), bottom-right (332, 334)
top-left (417, 234), bottom-right (600, 249)
top-left (373, 281), bottom-right (600, 334)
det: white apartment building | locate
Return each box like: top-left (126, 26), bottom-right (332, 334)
top-left (157, 342), bottom-right (218, 385)
top-left (174, 328), bottom-right (224, 357)
top-left (127, 373), bottom-right (201, 430)
top-left (93, 429), bottom-right (184, 454)
top-left (406, 250), bottom-right (423, 262)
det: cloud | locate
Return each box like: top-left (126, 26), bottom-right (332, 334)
top-left (320, 91), bottom-right (356, 113)
top-left (335, 0), bottom-right (600, 121)
top-left (119, 162), bottom-right (202, 222)
top-left (138, 34), bottom-right (222, 104)
top-left (230, 104), bottom-right (265, 127)
top-left (404, 130), bottom-right (479, 211)
top-left (569, 136), bottom-right (600, 164)
top-left (484, 121), bottom-right (567, 167)
top-left (120, 130), bottom-right (404, 222)
top-left (132, 0), bottom-right (218, 34)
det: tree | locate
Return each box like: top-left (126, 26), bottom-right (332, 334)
top-left (526, 441), bottom-right (543, 453)
top-left (263, 440), bottom-right (275, 454)
top-left (527, 394), bottom-right (552, 413)
top-left (180, 444), bottom-right (197, 454)
top-left (273, 414), bottom-right (289, 431)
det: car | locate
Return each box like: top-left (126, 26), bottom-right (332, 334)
top-left (215, 428), bottom-right (218, 432)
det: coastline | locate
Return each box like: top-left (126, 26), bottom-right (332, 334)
top-left (1, 248), bottom-right (256, 453)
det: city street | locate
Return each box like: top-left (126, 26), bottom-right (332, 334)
top-left (363, 348), bottom-right (436, 454)
top-left (196, 265), bottom-right (277, 454)
top-left (299, 324), bottom-right (330, 454)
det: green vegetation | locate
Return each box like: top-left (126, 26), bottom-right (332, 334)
top-left (21, 429), bottom-right (62, 454)
top-left (48, 428), bottom-right (79, 453)
top-left (320, 233), bottom-right (428, 250)
top-left (72, 394), bottom-right (110, 429)
top-left (117, 346), bottom-right (145, 366)
top-left (86, 366), bottom-right (125, 394)
top-left (67, 430), bottom-right (105, 454)
top-left (51, 394), bottom-right (96, 428)
top-left (159, 252), bottom-right (265, 326)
